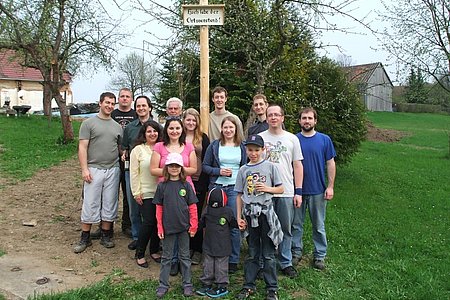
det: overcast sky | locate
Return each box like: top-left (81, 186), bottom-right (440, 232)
top-left (71, 0), bottom-right (394, 103)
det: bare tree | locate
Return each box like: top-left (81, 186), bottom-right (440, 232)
top-left (0, 0), bottom-right (124, 142)
top-left (379, 0), bottom-right (450, 92)
top-left (335, 54), bottom-right (356, 67)
top-left (108, 51), bottom-right (159, 97)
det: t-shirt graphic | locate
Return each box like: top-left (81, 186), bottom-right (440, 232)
top-left (246, 171), bottom-right (266, 197)
top-left (264, 141), bottom-right (287, 164)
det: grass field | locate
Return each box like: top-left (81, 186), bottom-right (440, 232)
top-left (1, 112), bottom-right (449, 299)
top-left (0, 115), bottom-right (80, 183)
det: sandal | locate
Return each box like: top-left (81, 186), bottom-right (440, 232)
top-left (136, 258), bottom-right (148, 268)
top-left (150, 254), bottom-right (161, 263)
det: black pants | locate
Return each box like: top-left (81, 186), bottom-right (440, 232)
top-left (136, 198), bottom-right (159, 258)
top-left (119, 160), bottom-right (131, 230)
top-left (190, 181), bottom-right (206, 253)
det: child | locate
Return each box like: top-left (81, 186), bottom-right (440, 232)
top-left (234, 135), bottom-right (284, 300)
top-left (196, 187), bottom-right (238, 298)
top-left (153, 153), bottom-right (198, 298)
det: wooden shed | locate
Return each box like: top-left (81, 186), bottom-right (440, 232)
top-left (0, 50), bottom-right (73, 113)
top-left (343, 62), bottom-right (393, 112)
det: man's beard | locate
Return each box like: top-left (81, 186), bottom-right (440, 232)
top-left (301, 125), bottom-right (314, 132)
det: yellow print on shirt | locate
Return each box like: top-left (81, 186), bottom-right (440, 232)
top-left (246, 172), bottom-right (266, 196)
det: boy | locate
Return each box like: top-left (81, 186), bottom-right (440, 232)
top-left (235, 135), bottom-right (284, 300)
top-left (196, 188), bottom-right (238, 298)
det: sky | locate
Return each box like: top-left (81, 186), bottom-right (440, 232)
top-left (71, 0), bottom-right (395, 103)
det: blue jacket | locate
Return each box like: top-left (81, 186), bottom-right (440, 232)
top-left (202, 139), bottom-right (247, 187)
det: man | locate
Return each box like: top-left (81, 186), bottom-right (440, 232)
top-left (293, 107), bottom-right (336, 270)
top-left (121, 95), bottom-right (153, 251)
top-left (74, 92), bottom-right (122, 253)
top-left (258, 104), bottom-right (303, 278)
top-left (247, 94), bottom-right (269, 136)
top-left (166, 97), bottom-right (183, 117)
top-left (111, 88), bottom-right (137, 237)
top-left (208, 86), bottom-right (244, 141)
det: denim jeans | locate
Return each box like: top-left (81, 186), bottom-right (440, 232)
top-left (243, 214), bottom-right (277, 292)
top-left (292, 193), bottom-right (327, 259)
top-left (272, 196), bottom-right (294, 269)
top-left (213, 184), bottom-right (240, 264)
top-left (124, 171), bottom-right (142, 241)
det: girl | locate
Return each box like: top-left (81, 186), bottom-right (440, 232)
top-left (202, 116), bottom-right (247, 273)
top-left (182, 108), bottom-right (210, 264)
top-left (153, 153), bottom-right (198, 298)
top-left (129, 120), bottom-right (162, 268)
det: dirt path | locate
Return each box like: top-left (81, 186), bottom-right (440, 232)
top-left (0, 158), bottom-right (161, 299)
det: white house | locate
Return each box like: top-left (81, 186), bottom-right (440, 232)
top-left (0, 50), bottom-right (73, 113)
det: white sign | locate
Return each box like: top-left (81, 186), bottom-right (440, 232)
top-left (182, 5), bottom-right (224, 26)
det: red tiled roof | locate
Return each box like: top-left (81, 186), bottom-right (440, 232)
top-left (0, 49), bottom-right (72, 83)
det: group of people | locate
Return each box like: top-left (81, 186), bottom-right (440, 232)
top-left (75, 86), bottom-right (336, 300)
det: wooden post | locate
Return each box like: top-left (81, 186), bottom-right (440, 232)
top-left (199, 0), bottom-right (210, 134)
top-left (182, 3), bottom-right (224, 133)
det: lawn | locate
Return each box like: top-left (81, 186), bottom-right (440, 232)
top-left (0, 112), bottom-right (449, 299)
top-left (0, 115), bottom-right (80, 183)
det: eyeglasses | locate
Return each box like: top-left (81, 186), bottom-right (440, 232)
top-left (267, 113), bottom-right (283, 118)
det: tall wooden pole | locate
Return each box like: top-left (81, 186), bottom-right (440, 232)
top-left (199, 0), bottom-right (210, 134)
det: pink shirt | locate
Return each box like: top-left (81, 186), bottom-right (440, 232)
top-left (153, 142), bottom-right (196, 191)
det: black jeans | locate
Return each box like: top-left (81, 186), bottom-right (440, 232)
top-left (136, 198), bottom-right (159, 258)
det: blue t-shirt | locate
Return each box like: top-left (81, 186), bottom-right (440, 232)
top-left (296, 132), bottom-right (336, 195)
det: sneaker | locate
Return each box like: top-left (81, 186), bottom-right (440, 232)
top-left (100, 234), bottom-right (115, 248)
top-left (281, 266), bottom-right (298, 278)
top-left (156, 287), bottom-right (168, 298)
top-left (313, 259), bottom-right (325, 270)
top-left (266, 290), bottom-right (278, 300)
top-left (236, 288), bottom-right (254, 299)
top-left (73, 238), bottom-right (92, 253)
top-left (170, 262), bottom-right (179, 276)
top-left (183, 285), bottom-right (194, 297)
top-left (206, 287), bottom-right (229, 298)
top-left (228, 263), bottom-right (238, 274)
top-left (191, 251), bottom-right (202, 265)
top-left (196, 285), bottom-right (212, 296)
top-left (127, 240), bottom-right (137, 250)
top-left (90, 227), bottom-right (101, 240)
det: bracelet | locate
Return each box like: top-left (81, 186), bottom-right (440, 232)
top-left (295, 187), bottom-right (303, 196)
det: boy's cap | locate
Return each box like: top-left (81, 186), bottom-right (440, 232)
top-left (244, 135), bottom-right (264, 147)
top-left (165, 153), bottom-right (184, 166)
top-left (207, 187), bottom-right (228, 208)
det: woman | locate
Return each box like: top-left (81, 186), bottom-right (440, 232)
top-left (182, 108), bottom-right (210, 264)
top-left (129, 120), bottom-right (162, 268)
top-left (202, 116), bottom-right (247, 273)
top-left (150, 116), bottom-right (197, 275)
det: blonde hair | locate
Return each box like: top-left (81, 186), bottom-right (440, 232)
top-left (182, 108), bottom-right (203, 147)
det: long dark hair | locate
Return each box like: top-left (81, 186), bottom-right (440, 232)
top-left (162, 118), bottom-right (186, 146)
top-left (133, 120), bottom-right (162, 148)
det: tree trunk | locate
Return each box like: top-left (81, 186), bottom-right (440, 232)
top-left (43, 84), bottom-right (52, 116)
top-left (53, 89), bottom-right (74, 143)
